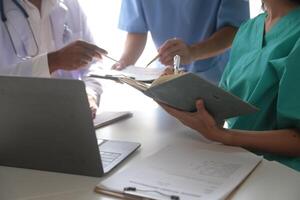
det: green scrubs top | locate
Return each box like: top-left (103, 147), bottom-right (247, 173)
top-left (220, 8), bottom-right (300, 171)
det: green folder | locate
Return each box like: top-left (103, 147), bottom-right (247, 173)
top-left (120, 73), bottom-right (258, 121)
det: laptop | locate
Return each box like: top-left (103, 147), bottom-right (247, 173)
top-left (0, 76), bottom-right (140, 177)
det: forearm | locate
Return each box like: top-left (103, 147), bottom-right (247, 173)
top-left (119, 33), bottom-right (147, 65)
top-left (190, 26), bottom-right (237, 61)
top-left (84, 79), bottom-right (102, 104)
top-left (218, 128), bottom-right (300, 157)
top-left (0, 54), bottom-right (50, 77)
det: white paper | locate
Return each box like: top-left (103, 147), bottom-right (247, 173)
top-left (121, 65), bottom-right (165, 81)
top-left (95, 65), bottom-right (165, 81)
top-left (97, 141), bottom-right (262, 200)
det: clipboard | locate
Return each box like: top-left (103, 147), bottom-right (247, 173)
top-left (94, 141), bottom-right (262, 200)
top-left (89, 66), bottom-right (165, 83)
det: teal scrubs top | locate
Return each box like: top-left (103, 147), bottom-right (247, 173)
top-left (118, 0), bottom-right (249, 83)
top-left (220, 8), bottom-right (300, 171)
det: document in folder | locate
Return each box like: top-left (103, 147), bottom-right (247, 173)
top-left (95, 141), bottom-right (262, 200)
top-left (90, 65), bottom-right (165, 82)
top-left (119, 73), bottom-right (259, 121)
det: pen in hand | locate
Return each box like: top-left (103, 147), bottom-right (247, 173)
top-left (145, 54), bottom-right (160, 68)
top-left (102, 54), bottom-right (120, 64)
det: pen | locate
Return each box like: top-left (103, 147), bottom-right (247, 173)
top-left (124, 187), bottom-right (180, 200)
top-left (89, 74), bottom-right (135, 81)
top-left (145, 54), bottom-right (160, 68)
top-left (103, 54), bottom-right (120, 64)
top-left (173, 55), bottom-right (181, 74)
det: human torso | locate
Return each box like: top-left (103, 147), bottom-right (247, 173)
top-left (220, 9), bottom-right (300, 131)
top-left (0, 0), bottom-right (90, 78)
top-left (119, 0), bottom-right (249, 83)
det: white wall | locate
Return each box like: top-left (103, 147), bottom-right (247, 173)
top-left (250, 0), bottom-right (263, 18)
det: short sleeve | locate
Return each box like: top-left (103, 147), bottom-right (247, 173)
top-left (217, 0), bottom-right (250, 29)
top-left (118, 0), bottom-right (148, 33)
top-left (275, 39), bottom-right (300, 129)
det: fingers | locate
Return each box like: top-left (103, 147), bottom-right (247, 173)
top-left (111, 63), bottom-right (120, 70)
top-left (159, 39), bottom-right (180, 65)
top-left (195, 100), bottom-right (210, 117)
top-left (196, 100), bottom-right (205, 111)
top-left (88, 94), bottom-right (98, 119)
top-left (159, 54), bottom-right (173, 66)
top-left (69, 41), bottom-right (108, 70)
top-left (82, 48), bottom-right (100, 61)
top-left (162, 66), bottom-right (174, 76)
top-left (112, 63), bottom-right (126, 70)
top-left (111, 60), bottom-right (128, 70)
top-left (50, 40), bottom-right (110, 72)
top-left (91, 106), bottom-right (97, 119)
top-left (76, 40), bottom-right (108, 59)
top-left (158, 102), bottom-right (184, 117)
top-left (159, 38), bottom-right (179, 53)
top-left (158, 38), bottom-right (192, 65)
top-left (80, 54), bottom-right (93, 64)
top-left (195, 99), bottom-right (217, 127)
top-left (77, 40), bottom-right (108, 54)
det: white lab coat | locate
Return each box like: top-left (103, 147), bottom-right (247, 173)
top-left (0, 0), bottom-right (102, 102)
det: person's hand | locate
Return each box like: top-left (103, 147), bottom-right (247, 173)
top-left (159, 100), bottom-right (224, 141)
top-left (111, 59), bottom-right (131, 70)
top-left (158, 38), bottom-right (193, 66)
top-left (87, 94), bottom-right (98, 119)
top-left (161, 65), bottom-right (186, 76)
top-left (48, 40), bottom-right (108, 73)
top-left (161, 66), bottom-right (174, 76)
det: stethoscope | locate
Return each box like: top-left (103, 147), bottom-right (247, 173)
top-left (1, 0), bottom-right (73, 61)
top-left (0, 0), bottom-right (39, 60)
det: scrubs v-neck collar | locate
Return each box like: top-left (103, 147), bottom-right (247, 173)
top-left (258, 7), bottom-right (300, 48)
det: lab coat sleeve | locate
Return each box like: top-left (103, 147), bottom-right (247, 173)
top-left (118, 0), bottom-right (148, 33)
top-left (0, 54), bottom-right (50, 78)
top-left (69, 0), bottom-right (103, 105)
top-left (217, 0), bottom-right (250, 29)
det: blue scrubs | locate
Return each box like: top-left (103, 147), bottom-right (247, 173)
top-left (118, 0), bottom-right (249, 83)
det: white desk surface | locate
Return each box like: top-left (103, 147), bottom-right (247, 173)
top-left (1, 81), bottom-right (300, 200)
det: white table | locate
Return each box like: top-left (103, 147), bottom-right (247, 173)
top-left (1, 81), bottom-right (300, 200)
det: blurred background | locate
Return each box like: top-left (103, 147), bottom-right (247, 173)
top-left (78, 0), bottom-right (263, 67)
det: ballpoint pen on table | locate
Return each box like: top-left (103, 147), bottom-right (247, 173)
top-left (124, 187), bottom-right (180, 200)
top-left (173, 55), bottom-right (181, 74)
top-left (145, 54), bottom-right (160, 68)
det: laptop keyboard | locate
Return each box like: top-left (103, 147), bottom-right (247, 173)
top-left (100, 151), bottom-right (122, 168)
top-left (98, 139), bottom-right (122, 168)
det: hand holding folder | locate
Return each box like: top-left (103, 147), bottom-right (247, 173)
top-left (119, 73), bottom-right (258, 121)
